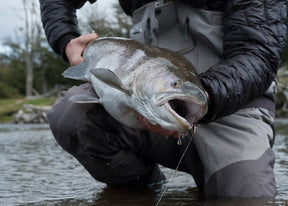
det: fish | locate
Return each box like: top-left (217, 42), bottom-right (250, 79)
top-left (62, 37), bottom-right (208, 133)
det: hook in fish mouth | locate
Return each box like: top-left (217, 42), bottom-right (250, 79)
top-left (165, 99), bottom-right (205, 131)
top-left (154, 92), bottom-right (207, 131)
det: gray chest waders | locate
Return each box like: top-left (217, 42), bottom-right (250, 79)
top-left (129, 0), bottom-right (277, 197)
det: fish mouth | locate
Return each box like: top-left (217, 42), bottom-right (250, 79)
top-left (155, 92), bottom-right (207, 131)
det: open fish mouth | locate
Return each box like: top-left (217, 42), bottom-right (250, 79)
top-left (164, 100), bottom-right (192, 131)
top-left (156, 93), bottom-right (207, 131)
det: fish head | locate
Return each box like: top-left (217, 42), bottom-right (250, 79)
top-left (138, 57), bottom-right (208, 133)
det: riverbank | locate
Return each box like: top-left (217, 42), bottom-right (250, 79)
top-left (0, 97), bottom-right (57, 123)
top-left (0, 95), bottom-right (288, 123)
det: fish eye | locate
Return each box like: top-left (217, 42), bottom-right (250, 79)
top-left (171, 80), bottom-right (182, 88)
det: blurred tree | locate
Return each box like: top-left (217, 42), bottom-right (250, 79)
top-left (0, 41), bottom-right (26, 98)
top-left (0, 1), bottom-right (133, 99)
top-left (0, 0), bottom-right (74, 98)
top-left (78, 2), bottom-right (132, 38)
top-left (22, 0), bottom-right (42, 97)
top-left (0, 57), bottom-right (23, 98)
top-left (283, 1), bottom-right (288, 68)
top-left (0, 38), bottom-right (75, 98)
top-left (113, 2), bottom-right (133, 38)
top-left (34, 46), bottom-right (78, 94)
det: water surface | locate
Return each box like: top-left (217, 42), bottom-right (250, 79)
top-left (0, 120), bottom-right (287, 206)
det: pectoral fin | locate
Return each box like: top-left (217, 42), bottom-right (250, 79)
top-left (91, 68), bottom-right (132, 96)
top-left (69, 94), bottom-right (101, 103)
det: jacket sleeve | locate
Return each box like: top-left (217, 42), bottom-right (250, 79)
top-left (199, 0), bottom-right (287, 123)
top-left (40, 0), bottom-right (96, 60)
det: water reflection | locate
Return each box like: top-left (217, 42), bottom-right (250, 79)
top-left (0, 122), bottom-right (287, 206)
top-left (274, 119), bottom-right (288, 202)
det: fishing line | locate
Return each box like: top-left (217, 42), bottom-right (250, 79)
top-left (155, 125), bottom-right (197, 206)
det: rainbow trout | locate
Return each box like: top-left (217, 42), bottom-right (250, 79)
top-left (62, 37), bottom-right (207, 133)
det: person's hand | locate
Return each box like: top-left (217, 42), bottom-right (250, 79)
top-left (65, 33), bottom-right (99, 66)
top-left (137, 113), bottom-right (179, 137)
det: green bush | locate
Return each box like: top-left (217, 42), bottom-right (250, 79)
top-left (0, 82), bottom-right (21, 98)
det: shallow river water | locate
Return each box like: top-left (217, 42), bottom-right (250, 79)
top-left (0, 119), bottom-right (288, 206)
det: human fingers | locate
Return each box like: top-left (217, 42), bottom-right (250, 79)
top-left (78, 33), bottom-right (99, 46)
top-left (65, 33), bottom-right (99, 66)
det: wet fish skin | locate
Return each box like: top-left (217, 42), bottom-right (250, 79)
top-left (62, 37), bottom-right (207, 133)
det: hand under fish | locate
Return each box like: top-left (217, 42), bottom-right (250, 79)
top-left (137, 113), bottom-right (180, 137)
